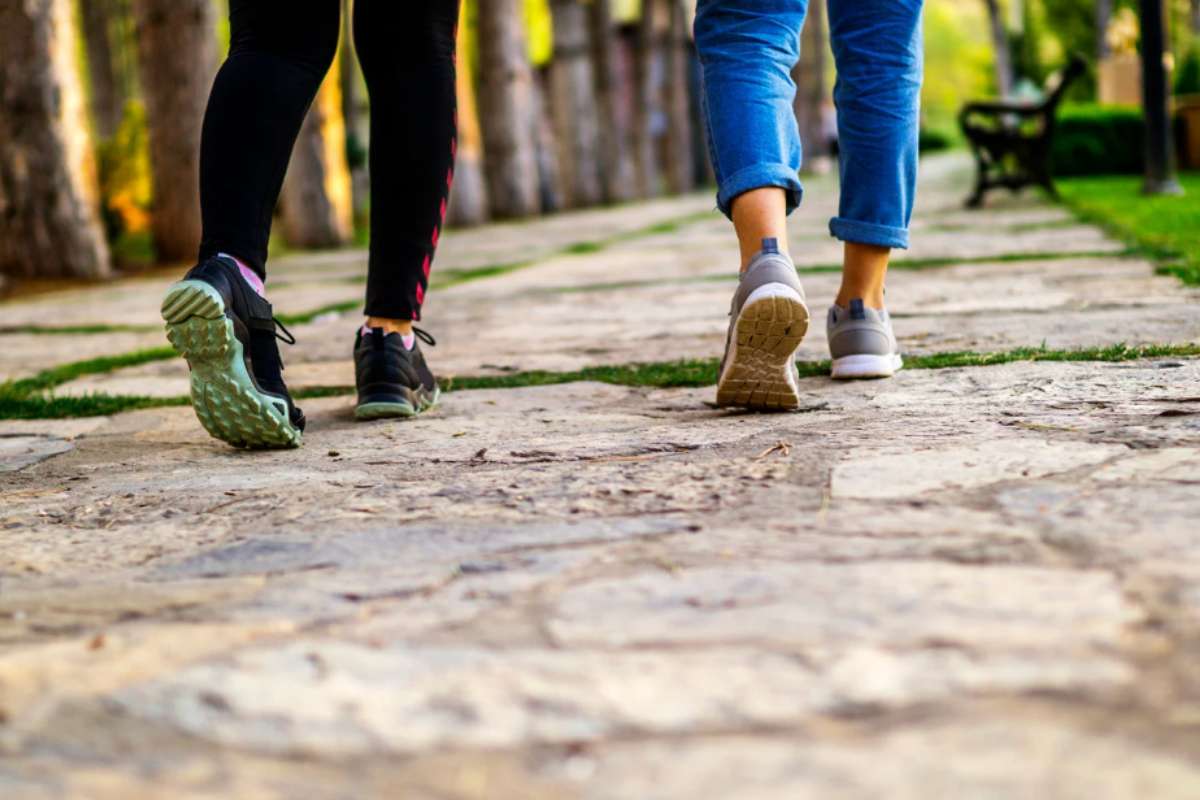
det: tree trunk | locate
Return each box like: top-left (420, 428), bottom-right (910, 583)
top-left (80, 0), bottom-right (126, 138)
top-left (476, 0), bottom-right (541, 218)
top-left (1191, 0), bottom-right (1199, 35)
top-left (131, 0), bottom-right (216, 264)
top-left (280, 66), bottom-right (354, 249)
top-left (549, 0), bottom-right (604, 208)
top-left (793, 0), bottom-right (829, 172)
top-left (446, 14), bottom-right (489, 227)
top-left (340, 6), bottom-right (369, 221)
top-left (589, 0), bottom-right (636, 203)
top-left (983, 0), bottom-right (1013, 97)
top-left (0, 0), bottom-right (111, 279)
top-left (633, 0), bottom-right (662, 197)
top-left (1095, 0), bottom-right (1113, 60)
top-left (531, 67), bottom-right (565, 213)
top-left (662, 0), bottom-right (694, 194)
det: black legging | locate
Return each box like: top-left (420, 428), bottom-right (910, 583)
top-left (197, 0), bottom-right (459, 321)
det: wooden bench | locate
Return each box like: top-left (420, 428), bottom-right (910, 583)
top-left (959, 57), bottom-right (1087, 208)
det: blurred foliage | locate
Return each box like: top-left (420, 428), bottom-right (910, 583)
top-left (1178, 38), bottom-right (1200, 95)
top-left (919, 128), bottom-right (954, 153)
top-left (1050, 104), bottom-right (1145, 175)
top-left (922, 1), bottom-right (992, 135)
top-left (526, 0), bottom-right (553, 66)
top-left (96, 101), bottom-right (153, 243)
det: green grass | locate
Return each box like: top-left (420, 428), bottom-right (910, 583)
top-left (6, 347), bottom-right (176, 395)
top-left (1058, 173), bottom-right (1200, 285)
top-left (6, 342), bottom-right (1195, 421)
top-left (0, 323), bottom-right (158, 335)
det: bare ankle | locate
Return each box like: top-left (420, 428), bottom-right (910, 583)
top-left (834, 288), bottom-right (886, 309)
top-left (365, 317), bottom-right (413, 336)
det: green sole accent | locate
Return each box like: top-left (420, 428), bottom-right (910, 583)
top-left (355, 386), bottom-right (440, 421)
top-left (161, 280), bottom-right (302, 450)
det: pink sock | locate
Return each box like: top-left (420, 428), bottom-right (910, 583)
top-left (220, 252), bottom-right (265, 297)
top-left (359, 324), bottom-right (415, 350)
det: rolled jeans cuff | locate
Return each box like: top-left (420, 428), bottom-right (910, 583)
top-left (829, 217), bottom-right (910, 250)
top-left (716, 164), bottom-right (803, 220)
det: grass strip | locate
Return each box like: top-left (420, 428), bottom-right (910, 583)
top-left (6, 347), bottom-right (177, 395)
top-left (1058, 174), bottom-right (1200, 286)
top-left (0, 323), bottom-right (158, 335)
top-left (7, 342), bottom-right (1196, 421)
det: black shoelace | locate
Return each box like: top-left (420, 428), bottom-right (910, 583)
top-left (413, 326), bottom-right (436, 347)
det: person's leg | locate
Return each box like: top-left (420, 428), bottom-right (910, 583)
top-left (827, 0), bottom-right (924, 309)
top-left (350, 0), bottom-right (458, 420)
top-left (695, 0), bottom-right (812, 410)
top-left (824, 0), bottom-right (923, 379)
top-left (354, 0), bottom-right (460, 334)
top-left (694, 0), bottom-right (807, 271)
top-left (164, 1), bottom-right (340, 449)
top-left (197, 0), bottom-right (341, 278)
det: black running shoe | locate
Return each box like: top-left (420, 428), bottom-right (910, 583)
top-left (160, 255), bottom-right (305, 448)
top-left (354, 327), bottom-right (440, 420)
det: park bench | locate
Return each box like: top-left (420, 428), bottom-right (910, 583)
top-left (958, 57), bottom-right (1087, 208)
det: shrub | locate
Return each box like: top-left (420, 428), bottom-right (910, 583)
top-left (919, 128), bottom-right (954, 153)
top-left (1050, 104), bottom-right (1144, 176)
top-left (1177, 40), bottom-right (1200, 96)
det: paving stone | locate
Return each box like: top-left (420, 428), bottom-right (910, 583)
top-left (0, 435), bottom-right (74, 473)
top-left (830, 439), bottom-right (1126, 499)
top-left (547, 561), bottom-right (1139, 650)
top-left (113, 640), bottom-right (1130, 757)
top-left (1, 154), bottom-right (1198, 797)
top-left (563, 722), bottom-right (1200, 800)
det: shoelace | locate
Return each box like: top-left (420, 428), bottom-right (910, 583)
top-left (413, 326), bottom-right (436, 347)
top-left (274, 317), bottom-right (296, 346)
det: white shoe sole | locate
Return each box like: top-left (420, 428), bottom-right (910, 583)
top-left (716, 283), bottom-right (810, 410)
top-left (830, 353), bottom-right (904, 380)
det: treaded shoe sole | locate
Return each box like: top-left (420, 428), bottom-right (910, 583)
top-left (161, 280), bottom-right (302, 449)
top-left (355, 387), bottom-right (441, 421)
top-left (831, 353), bottom-right (904, 380)
top-left (716, 284), bottom-right (810, 410)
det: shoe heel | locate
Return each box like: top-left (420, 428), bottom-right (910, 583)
top-left (161, 280), bottom-right (225, 324)
top-left (716, 283), bottom-right (810, 410)
top-left (160, 280), bottom-right (301, 449)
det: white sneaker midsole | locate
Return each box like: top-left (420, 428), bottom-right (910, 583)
top-left (830, 353), bottom-right (903, 379)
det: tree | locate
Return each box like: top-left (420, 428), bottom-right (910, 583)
top-left (477, 0), bottom-right (541, 218)
top-left (632, 0), bottom-right (662, 197)
top-left (447, 13), bottom-right (489, 226)
top-left (339, 8), bottom-right (368, 221)
top-left (982, 0), bottom-right (1013, 96)
top-left (280, 68), bottom-right (354, 249)
top-left (588, 0), bottom-right (636, 203)
top-left (80, 0), bottom-right (128, 138)
top-left (793, 0), bottom-right (829, 172)
top-left (130, 0), bottom-right (216, 263)
top-left (0, 0), bottom-right (111, 279)
top-left (549, 0), bottom-right (604, 208)
top-left (661, 0), bottom-right (693, 193)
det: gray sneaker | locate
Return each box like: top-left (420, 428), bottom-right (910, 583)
top-left (827, 299), bottom-right (903, 379)
top-left (715, 238), bottom-right (810, 410)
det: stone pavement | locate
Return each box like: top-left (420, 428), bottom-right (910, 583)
top-left (2, 154), bottom-right (1200, 798)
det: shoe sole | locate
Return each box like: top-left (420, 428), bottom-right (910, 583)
top-left (716, 284), bottom-right (810, 410)
top-left (355, 387), bottom-right (441, 421)
top-left (161, 280), bottom-right (302, 449)
top-left (831, 353), bottom-right (904, 380)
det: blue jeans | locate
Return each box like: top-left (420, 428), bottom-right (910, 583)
top-left (694, 0), bottom-right (924, 249)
